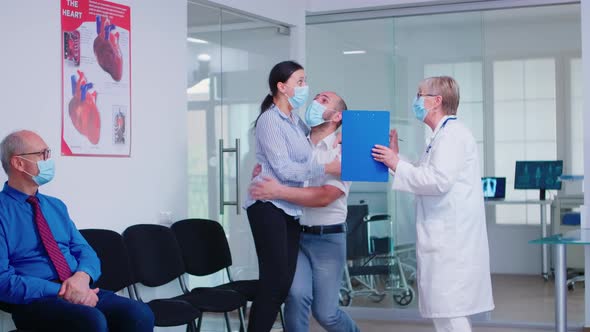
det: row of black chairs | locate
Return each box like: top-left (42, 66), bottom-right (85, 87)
top-left (83, 219), bottom-right (253, 332)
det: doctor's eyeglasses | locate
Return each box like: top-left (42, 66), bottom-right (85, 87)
top-left (417, 93), bottom-right (438, 99)
top-left (16, 149), bottom-right (51, 161)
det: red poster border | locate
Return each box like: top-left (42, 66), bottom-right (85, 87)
top-left (60, 0), bottom-right (132, 158)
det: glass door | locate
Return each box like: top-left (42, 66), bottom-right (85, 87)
top-left (187, 1), bottom-right (222, 223)
top-left (187, 1), bottom-right (290, 284)
top-left (218, 9), bottom-right (290, 281)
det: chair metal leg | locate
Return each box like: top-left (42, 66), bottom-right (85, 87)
top-left (188, 319), bottom-right (198, 332)
top-left (279, 305), bottom-right (286, 331)
top-left (196, 315), bottom-right (203, 332)
top-left (224, 312), bottom-right (232, 332)
top-left (238, 307), bottom-right (246, 332)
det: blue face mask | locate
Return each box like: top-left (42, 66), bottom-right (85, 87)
top-left (287, 85), bottom-right (309, 109)
top-left (412, 96), bottom-right (429, 121)
top-left (20, 158), bottom-right (55, 186)
top-left (305, 100), bottom-right (327, 127)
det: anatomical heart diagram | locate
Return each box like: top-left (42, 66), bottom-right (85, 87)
top-left (63, 31), bottom-right (80, 66)
top-left (69, 70), bottom-right (101, 145)
top-left (94, 16), bottom-right (123, 82)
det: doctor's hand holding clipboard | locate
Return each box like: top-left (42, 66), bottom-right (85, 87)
top-left (371, 129), bottom-right (400, 171)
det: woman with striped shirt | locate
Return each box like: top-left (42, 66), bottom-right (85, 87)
top-left (244, 61), bottom-right (340, 332)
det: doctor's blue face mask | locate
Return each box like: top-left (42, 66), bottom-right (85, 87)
top-left (287, 85), bottom-right (309, 109)
top-left (412, 96), bottom-right (429, 122)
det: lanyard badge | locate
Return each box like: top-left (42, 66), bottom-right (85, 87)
top-left (425, 117), bottom-right (457, 154)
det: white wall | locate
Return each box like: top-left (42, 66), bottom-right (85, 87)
top-left (0, 0), bottom-right (188, 233)
top-left (0, 0), bottom-right (187, 328)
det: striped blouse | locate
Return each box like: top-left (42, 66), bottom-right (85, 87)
top-left (244, 104), bottom-right (325, 217)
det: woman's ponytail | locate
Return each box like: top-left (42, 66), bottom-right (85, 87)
top-left (255, 94), bottom-right (275, 127)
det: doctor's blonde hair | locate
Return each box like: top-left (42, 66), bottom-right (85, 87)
top-left (420, 76), bottom-right (460, 115)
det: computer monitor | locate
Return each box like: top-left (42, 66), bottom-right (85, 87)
top-left (514, 160), bottom-right (563, 199)
top-left (482, 177), bottom-right (506, 200)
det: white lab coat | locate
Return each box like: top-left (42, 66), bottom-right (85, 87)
top-left (392, 116), bottom-right (494, 318)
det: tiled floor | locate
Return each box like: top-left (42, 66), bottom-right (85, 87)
top-left (2, 274), bottom-right (581, 332)
top-left (195, 274), bottom-right (587, 331)
top-left (197, 316), bottom-right (571, 332)
top-left (341, 273), bottom-right (585, 323)
top-left (489, 274), bottom-right (584, 324)
top-left (312, 321), bottom-right (561, 332)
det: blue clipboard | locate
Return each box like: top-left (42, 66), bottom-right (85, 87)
top-left (341, 111), bottom-right (390, 182)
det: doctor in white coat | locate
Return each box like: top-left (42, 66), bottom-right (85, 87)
top-left (372, 76), bottom-right (494, 332)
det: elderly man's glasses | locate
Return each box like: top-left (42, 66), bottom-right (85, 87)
top-left (16, 149), bottom-right (51, 161)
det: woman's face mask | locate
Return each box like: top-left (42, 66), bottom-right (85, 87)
top-left (286, 85), bottom-right (309, 109)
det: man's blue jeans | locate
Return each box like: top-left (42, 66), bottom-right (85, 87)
top-left (11, 290), bottom-right (155, 332)
top-left (284, 231), bottom-right (359, 332)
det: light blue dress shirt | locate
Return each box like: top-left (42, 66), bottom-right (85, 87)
top-left (0, 182), bottom-right (100, 304)
top-left (245, 104), bottom-right (325, 217)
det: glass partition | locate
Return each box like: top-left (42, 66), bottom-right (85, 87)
top-left (307, 10), bottom-right (484, 314)
top-left (307, 3), bottom-right (582, 326)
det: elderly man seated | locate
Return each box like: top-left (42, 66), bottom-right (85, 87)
top-left (0, 130), bottom-right (154, 332)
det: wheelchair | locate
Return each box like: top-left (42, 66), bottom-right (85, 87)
top-left (339, 204), bottom-right (417, 307)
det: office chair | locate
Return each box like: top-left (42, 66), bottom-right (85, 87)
top-left (120, 225), bottom-right (203, 331)
top-left (171, 218), bottom-right (258, 332)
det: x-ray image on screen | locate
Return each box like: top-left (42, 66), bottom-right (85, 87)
top-left (481, 177), bottom-right (506, 199)
top-left (483, 178), bottom-right (497, 197)
top-left (514, 161), bottom-right (563, 190)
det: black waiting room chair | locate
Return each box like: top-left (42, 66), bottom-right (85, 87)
top-left (87, 226), bottom-right (200, 331)
top-left (0, 302), bottom-right (36, 332)
top-left (171, 218), bottom-right (251, 332)
top-left (123, 224), bottom-right (243, 332)
top-left (79, 229), bottom-right (136, 294)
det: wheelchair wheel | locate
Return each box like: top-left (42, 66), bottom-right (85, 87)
top-left (393, 287), bottom-right (414, 306)
top-left (339, 289), bottom-right (352, 307)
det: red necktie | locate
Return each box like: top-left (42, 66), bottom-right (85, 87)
top-left (26, 196), bottom-right (72, 282)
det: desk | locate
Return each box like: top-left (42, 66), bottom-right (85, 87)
top-left (486, 199), bottom-right (553, 279)
top-left (530, 229), bottom-right (590, 332)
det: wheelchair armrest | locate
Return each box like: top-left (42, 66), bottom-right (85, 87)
top-left (363, 214), bottom-right (391, 222)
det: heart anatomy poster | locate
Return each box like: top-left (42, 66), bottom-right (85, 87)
top-left (61, 0), bottom-right (131, 157)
